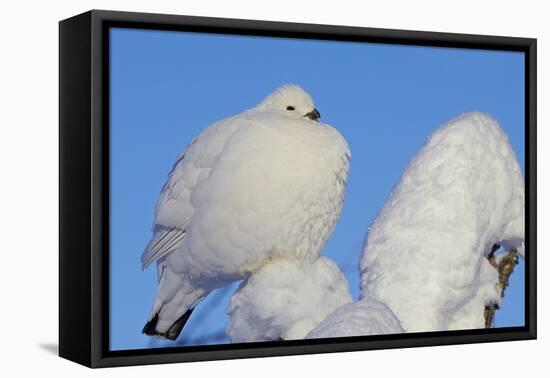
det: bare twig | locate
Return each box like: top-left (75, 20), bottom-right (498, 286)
top-left (484, 247), bottom-right (519, 328)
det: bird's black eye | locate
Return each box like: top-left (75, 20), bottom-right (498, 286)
top-left (286, 106), bottom-right (295, 111)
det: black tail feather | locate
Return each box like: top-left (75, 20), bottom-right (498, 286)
top-left (142, 313), bottom-right (160, 336)
top-left (142, 308), bottom-right (195, 341)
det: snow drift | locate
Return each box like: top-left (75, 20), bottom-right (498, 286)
top-left (226, 256), bottom-right (352, 342)
top-left (306, 299), bottom-right (403, 338)
top-left (360, 111), bottom-right (524, 332)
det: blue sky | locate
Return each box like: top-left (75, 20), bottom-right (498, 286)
top-left (109, 27), bottom-right (525, 351)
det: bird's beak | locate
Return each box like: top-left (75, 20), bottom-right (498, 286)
top-left (305, 108), bottom-right (321, 122)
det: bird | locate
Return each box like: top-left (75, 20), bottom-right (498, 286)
top-left (141, 84), bottom-right (350, 341)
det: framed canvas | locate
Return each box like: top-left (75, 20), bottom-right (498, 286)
top-left (59, 10), bottom-right (537, 368)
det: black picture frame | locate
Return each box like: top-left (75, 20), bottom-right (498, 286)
top-left (59, 9), bottom-right (537, 368)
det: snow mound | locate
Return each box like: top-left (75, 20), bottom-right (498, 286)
top-left (360, 111), bottom-right (524, 332)
top-left (226, 256), bottom-right (352, 342)
top-left (306, 299), bottom-right (403, 338)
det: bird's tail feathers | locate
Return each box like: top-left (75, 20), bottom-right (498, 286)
top-left (142, 266), bottom-right (213, 341)
top-left (142, 308), bottom-right (195, 340)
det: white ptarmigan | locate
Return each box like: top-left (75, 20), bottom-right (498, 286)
top-left (141, 84), bottom-right (350, 340)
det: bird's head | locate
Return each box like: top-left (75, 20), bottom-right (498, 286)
top-left (255, 84), bottom-right (321, 122)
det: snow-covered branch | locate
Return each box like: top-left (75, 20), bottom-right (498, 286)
top-left (360, 111), bottom-right (525, 332)
top-left (306, 299), bottom-right (403, 338)
top-left (226, 256), bottom-right (352, 342)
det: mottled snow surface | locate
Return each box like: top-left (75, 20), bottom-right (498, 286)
top-left (306, 299), bottom-right (403, 338)
top-left (226, 256), bottom-right (352, 342)
top-left (360, 112), bottom-right (524, 332)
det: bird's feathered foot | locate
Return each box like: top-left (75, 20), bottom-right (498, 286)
top-left (142, 308), bottom-right (195, 341)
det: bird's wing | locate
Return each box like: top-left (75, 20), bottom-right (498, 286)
top-left (141, 115), bottom-right (245, 270)
top-left (140, 147), bottom-right (197, 270)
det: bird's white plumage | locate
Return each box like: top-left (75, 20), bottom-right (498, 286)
top-left (141, 116), bottom-right (245, 272)
top-left (142, 84), bottom-right (350, 335)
